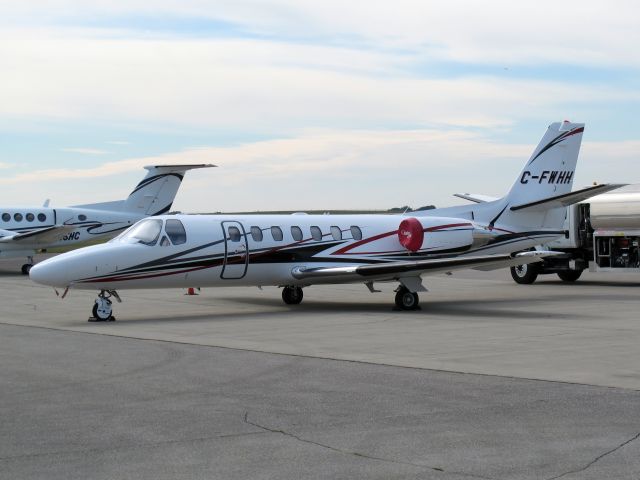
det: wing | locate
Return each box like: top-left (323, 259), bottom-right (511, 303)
top-left (510, 184), bottom-right (625, 212)
top-left (291, 251), bottom-right (558, 284)
top-left (0, 225), bottom-right (77, 244)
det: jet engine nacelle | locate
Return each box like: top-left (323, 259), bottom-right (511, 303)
top-left (398, 217), bottom-right (498, 253)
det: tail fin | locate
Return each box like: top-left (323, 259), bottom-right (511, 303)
top-left (492, 121), bottom-right (585, 230)
top-left (121, 164), bottom-right (214, 215)
top-left (505, 121), bottom-right (584, 206)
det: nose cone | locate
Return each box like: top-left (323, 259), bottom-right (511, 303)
top-left (29, 257), bottom-right (70, 287)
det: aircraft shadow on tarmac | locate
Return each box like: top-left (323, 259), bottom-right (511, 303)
top-left (540, 279), bottom-right (640, 288)
top-left (115, 292), bottom-right (604, 325)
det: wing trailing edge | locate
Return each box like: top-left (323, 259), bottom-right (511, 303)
top-left (509, 184), bottom-right (626, 212)
top-left (291, 250), bottom-right (559, 282)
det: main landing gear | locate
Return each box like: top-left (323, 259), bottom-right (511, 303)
top-left (89, 290), bottom-right (121, 322)
top-left (282, 286), bottom-right (303, 305)
top-left (394, 286), bottom-right (420, 311)
top-left (510, 263), bottom-right (540, 284)
top-left (21, 256), bottom-right (34, 275)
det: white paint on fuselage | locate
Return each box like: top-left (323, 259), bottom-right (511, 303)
top-left (33, 213), bottom-right (561, 290)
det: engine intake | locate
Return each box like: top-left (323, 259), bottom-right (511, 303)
top-left (398, 218), bottom-right (424, 252)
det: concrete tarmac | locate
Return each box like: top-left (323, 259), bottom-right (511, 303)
top-left (1, 258), bottom-right (640, 478)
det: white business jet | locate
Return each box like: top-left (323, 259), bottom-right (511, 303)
top-left (1, 164), bottom-right (212, 273)
top-left (30, 122), bottom-right (622, 319)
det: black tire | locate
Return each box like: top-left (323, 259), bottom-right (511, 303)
top-left (21, 264), bottom-right (32, 275)
top-left (557, 270), bottom-right (583, 282)
top-left (394, 287), bottom-right (419, 310)
top-left (282, 286), bottom-right (303, 305)
top-left (510, 263), bottom-right (539, 284)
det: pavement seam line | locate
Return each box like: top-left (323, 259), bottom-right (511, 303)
top-left (3, 321), bottom-right (639, 392)
top-left (546, 431), bottom-right (640, 480)
top-left (0, 430), bottom-right (268, 462)
top-left (243, 412), bottom-right (497, 480)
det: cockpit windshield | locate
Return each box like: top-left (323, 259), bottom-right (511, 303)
top-left (114, 219), bottom-right (163, 246)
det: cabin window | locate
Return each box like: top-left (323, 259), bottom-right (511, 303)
top-left (165, 219), bottom-right (187, 245)
top-left (119, 219), bottom-right (163, 246)
top-left (250, 226), bottom-right (263, 242)
top-left (330, 226), bottom-right (342, 241)
top-left (160, 236), bottom-right (171, 247)
top-left (37, 213), bottom-right (47, 222)
top-left (14, 213), bottom-right (23, 222)
top-left (291, 226), bottom-right (303, 241)
top-left (310, 226), bottom-right (322, 241)
top-left (78, 214), bottom-right (87, 222)
top-left (2, 213), bottom-right (9, 222)
top-left (228, 226), bottom-right (242, 242)
top-left (350, 226), bottom-right (363, 240)
top-left (271, 226), bottom-right (283, 241)
top-left (26, 213), bottom-right (35, 222)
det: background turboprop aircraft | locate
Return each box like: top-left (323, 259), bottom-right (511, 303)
top-left (30, 121), bottom-right (623, 319)
top-left (0, 164), bottom-right (212, 273)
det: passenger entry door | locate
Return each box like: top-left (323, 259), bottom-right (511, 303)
top-left (220, 221), bottom-right (248, 279)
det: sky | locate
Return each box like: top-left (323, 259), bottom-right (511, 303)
top-left (1, 1), bottom-right (639, 212)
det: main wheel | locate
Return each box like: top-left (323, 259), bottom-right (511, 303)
top-left (21, 264), bottom-right (33, 275)
top-left (557, 270), bottom-right (583, 282)
top-left (510, 263), bottom-right (539, 284)
top-left (92, 297), bottom-right (113, 321)
top-left (394, 287), bottom-right (419, 310)
top-left (282, 286), bottom-right (303, 305)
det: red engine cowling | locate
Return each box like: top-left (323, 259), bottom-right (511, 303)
top-left (398, 217), bottom-right (424, 252)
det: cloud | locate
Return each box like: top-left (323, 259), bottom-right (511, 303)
top-left (1, 28), bottom-right (637, 135)
top-left (1, 128), bottom-right (634, 212)
top-left (61, 147), bottom-right (109, 155)
top-left (2, 1), bottom-right (640, 67)
top-left (106, 140), bottom-right (130, 145)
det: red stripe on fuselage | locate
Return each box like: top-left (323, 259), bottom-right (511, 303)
top-left (332, 223), bottom-right (473, 255)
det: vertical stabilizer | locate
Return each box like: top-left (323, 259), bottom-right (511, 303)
top-left (122, 164), bottom-right (214, 215)
top-left (494, 121), bottom-right (584, 229)
top-left (505, 121), bottom-right (584, 206)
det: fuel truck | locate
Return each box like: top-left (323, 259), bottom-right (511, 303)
top-left (511, 184), bottom-right (640, 284)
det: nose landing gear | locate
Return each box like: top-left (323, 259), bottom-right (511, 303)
top-left (89, 290), bottom-right (121, 322)
top-left (21, 256), bottom-right (34, 275)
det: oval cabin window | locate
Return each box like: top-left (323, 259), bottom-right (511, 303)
top-left (291, 226), bottom-right (303, 241)
top-left (271, 226), bottom-right (283, 242)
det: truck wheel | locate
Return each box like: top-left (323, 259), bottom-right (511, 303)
top-left (510, 264), bottom-right (539, 284)
top-left (557, 270), bottom-right (583, 282)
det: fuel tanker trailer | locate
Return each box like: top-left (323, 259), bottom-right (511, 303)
top-left (511, 184), bottom-right (640, 283)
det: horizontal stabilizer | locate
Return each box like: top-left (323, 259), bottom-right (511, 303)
top-left (291, 250), bottom-right (559, 282)
top-left (510, 184), bottom-right (626, 212)
top-left (453, 193), bottom-right (499, 204)
top-left (0, 225), bottom-right (76, 244)
top-left (144, 164), bottom-right (216, 171)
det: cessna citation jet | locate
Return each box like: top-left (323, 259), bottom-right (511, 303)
top-left (30, 122), bottom-right (622, 320)
top-left (1, 164), bottom-right (212, 273)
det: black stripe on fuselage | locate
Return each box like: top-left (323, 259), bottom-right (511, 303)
top-left (74, 228), bottom-right (563, 284)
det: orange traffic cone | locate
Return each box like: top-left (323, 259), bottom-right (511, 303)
top-left (185, 287), bottom-right (199, 296)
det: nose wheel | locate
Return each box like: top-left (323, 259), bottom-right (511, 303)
top-left (21, 256), bottom-right (35, 275)
top-left (89, 290), bottom-right (120, 322)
